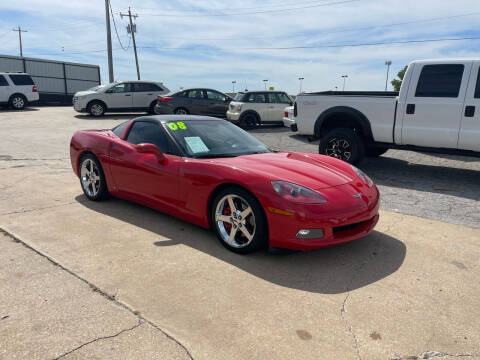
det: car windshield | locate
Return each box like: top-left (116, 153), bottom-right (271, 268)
top-left (234, 92), bottom-right (245, 101)
top-left (164, 119), bottom-right (271, 158)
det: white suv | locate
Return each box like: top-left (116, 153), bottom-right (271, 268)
top-left (0, 72), bottom-right (39, 110)
top-left (226, 91), bottom-right (293, 129)
top-left (73, 80), bottom-right (170, 117)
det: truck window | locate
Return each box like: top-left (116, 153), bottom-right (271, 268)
top-left (415, 64), bottom-right (464, 98)
top-left (475, 69), bottom-right (480, 99)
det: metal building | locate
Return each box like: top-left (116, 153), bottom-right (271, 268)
top-left (0, 54), bottom-right (100, 105)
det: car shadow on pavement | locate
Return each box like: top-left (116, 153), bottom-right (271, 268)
top-left (360, 156), bottom-right (480, 201)
top-left (74, 113), bottom-right (146, 120)
top-left (76, 195), bottom-right (406, 294)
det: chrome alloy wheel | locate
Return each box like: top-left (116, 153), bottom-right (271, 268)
top-left (80, 159), bottom-right (101, 197)
top-left (215, 194), bottom-right (256, 249)
top-left (12, 97), bottom-right (25, 109)
top-left (174, 108), bottom-right (188, 115)
top-left (90, 103), bottom-right (104, 116)
top-left (326, 138), bottom-right (352, 161)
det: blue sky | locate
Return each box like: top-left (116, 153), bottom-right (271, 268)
top-left (1, 0), bottom-right (480, 94)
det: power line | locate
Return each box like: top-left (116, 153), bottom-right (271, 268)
top-left (109, 0), bottom-right (130, 50)
top-left (136, 0), bottom-right (361, 17)
top-left (155, 11), bottom-right (480, 42)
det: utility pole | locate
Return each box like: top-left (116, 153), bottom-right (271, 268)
top-left (232, 80), bottom-right (236, 93)
top-left (263, 79), bottom-right (268, 90)
top-left (12, 26), bottom-right (27, 57)
top-left (105, 0), bottom-right (114, 83)
top-left (385, 60), bottom-right (392, 91)
top-left (298, 77), bottom-right (304, 94)
top-left (121, 7), bottom-right (140, 80)
top-left (341, 75), bottom-right (348, 91)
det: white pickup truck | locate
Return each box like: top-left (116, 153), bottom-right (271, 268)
top-left (292, 59), bottom-right (480, 164)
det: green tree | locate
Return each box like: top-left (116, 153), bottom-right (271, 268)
top-left (391, 65), bottom-right (408, 92)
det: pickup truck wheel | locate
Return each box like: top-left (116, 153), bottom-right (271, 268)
top-left (366, 147), bottom-right (388, 157)
top-left (319, 128), bottom-right (365, 164)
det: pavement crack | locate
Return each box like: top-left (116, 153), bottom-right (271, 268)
top-left (0, 228), bottom-right (195, 360)
top-left (53, 320), bottom-right (143, 359)
top-left (390, 350), bottom-right (480, 359)
top-left (0, 201), bottom-right (82, 216)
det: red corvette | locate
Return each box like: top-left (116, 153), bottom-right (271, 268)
top-left (70, 115), bottom-right (379, 254)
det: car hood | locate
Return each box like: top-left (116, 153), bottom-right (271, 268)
top-left (74, 90), bottom-right (98, 97)
top-left (213, 152), bottom-right (356, 189)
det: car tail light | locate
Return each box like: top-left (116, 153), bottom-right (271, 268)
top-left (32, 85), bottom-right (38, 92)
top-left (284, 111), bottom-right (288, 118)
top-left (158, 96), bottom-right (172, 102)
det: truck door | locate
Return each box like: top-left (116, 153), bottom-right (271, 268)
top-left (458, 63), bottom-right (480, 151)
top-left (401, 62), bottom-right (472, 148)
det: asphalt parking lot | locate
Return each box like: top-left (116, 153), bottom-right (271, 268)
top-left (1, 107), bottom-right (479, 360)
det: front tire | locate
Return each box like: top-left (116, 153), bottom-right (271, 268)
top-left (319, 128), bottom-right (365, 164)
top-left (240, 113), bottom-right (259, 130)
top-left (10, 94), bottom-right (26, 110)
top-left (79, 154), bottom-right (109, 201)
top-left (211, 187), bottom-right (267, 254)
top-left (88, 101), bottom-right (106, 117)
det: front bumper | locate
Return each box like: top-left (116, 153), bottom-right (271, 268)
top-left (226, 110), bottom-right (241, 123)
top-left (73, 99), bottom-right (87, 112)
top-left (264, 181), bottom-right (380, 250)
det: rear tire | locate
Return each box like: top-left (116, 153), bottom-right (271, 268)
top-left (174, 107), bottom-right (188, 115)
top-left (211, 187), bottom-right (267, 254)
top-left (240, 113), bottom-right (259, 130)
top-left (10, 94), bottom-right (26, 110)
top-left (148, 100), bottom-right (157, 114)
top-left (88, 101), bottom-right (106, 117)
top-left (319, 128), bottom-right (365, 164)
top-left (79, 154), bottom-right (109, 201)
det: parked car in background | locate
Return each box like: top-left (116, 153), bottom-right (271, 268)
top-left (283, 106), bottom-right (295, 128)
top-left (293, 59), bottom-right (480, 164)
top-left (227, 90), bottom-right (293, 129)
top-left (154, 88), bottom-right (232, 117)
top-left (73, 80), bottom-right (170, 117)
top-left (0, 72), bottom-right (38, 110)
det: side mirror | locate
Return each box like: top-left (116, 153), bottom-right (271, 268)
top-left (136, 143), bottom-right (166, 163)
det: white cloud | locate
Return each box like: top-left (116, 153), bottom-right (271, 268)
top-left (0, 0), bottom-right (479, 93)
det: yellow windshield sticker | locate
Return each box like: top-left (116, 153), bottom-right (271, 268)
top-left (168, 122), bottom-right (187, 130)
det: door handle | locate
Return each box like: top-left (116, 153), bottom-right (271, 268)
top-left (406, 104), bottom-right (415, 114)
top-left (465, 105), bottom-right (475, 117)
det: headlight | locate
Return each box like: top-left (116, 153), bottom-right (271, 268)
top-left (230, 104), bottom-right (242, 112)
top-left (271, 181), bottom-right (327, 204)
top-left (351, 165), bottom-right (374, 188)
top-left (79, 95), bottom-right (87, 100)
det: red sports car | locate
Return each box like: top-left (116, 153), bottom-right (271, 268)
top-left (70, 115), bottom-right (379, 254)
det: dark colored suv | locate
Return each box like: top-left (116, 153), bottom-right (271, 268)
top-left (154, 88), bottom-right (232, 118)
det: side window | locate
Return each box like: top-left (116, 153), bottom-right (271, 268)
top-left (8, 74), bottom-right (35, 85)
top-left (252, 93), bottom-right (266, 103)
top-left (415, 64), bottom-right (464, 98)
top-left (112, 121), bottom-right (129, 137)
top-left (175, 91), bottom-right (187, 97)
top-left (133, 83), bottom-right (162, 92)
top-left (475, 68), bottom-right (480, 99)
top-left (205, 90), bottom-right (227, 101)
top-left (126, 121), bottom-right (170, 153)
top-left (0, 75), bottom-right (9, 86)
top-left (277, 92), bottom-right (292, 104)
top-left (267, 93), bottom-right (279, 103)
top-left (187, 90), bottom-right (203, 99)
top-left (109, 83), bottom-right (131, 93)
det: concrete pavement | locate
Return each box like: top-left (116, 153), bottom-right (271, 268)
top-left (1, 107), bottom-right (479, 359)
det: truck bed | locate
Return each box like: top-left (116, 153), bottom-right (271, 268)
top-left (303, 91), bottom-right (399, 97)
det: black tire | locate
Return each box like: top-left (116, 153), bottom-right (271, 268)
top-left (174, 107), bottom-right (189, 115)
top-left (319, 128), bottom-right (365, 164)
top-left (9, 94), bottom-right (27, 110)
top-left (240, 112), bottom-right (259, 130)
top-left (87, 101), bottom-right (106, 117)
top-left (366, 147), bottom-right (388, 157)
top-left (148, 100), bottom-right (157, 114)
top-left (78, 154), bottom-right (109, 201)
top-left (211, 187), bottom-right (267, 254)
